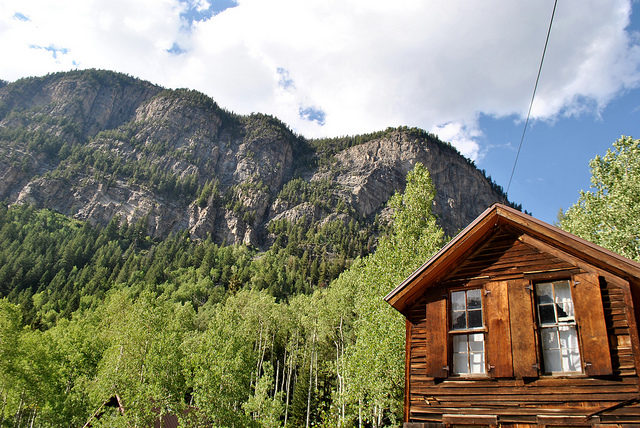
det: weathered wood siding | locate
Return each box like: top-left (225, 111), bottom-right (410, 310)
top-left (444, 229), bottom-right (574, 282)
top-left (405, 230), bottom-right (640, 426)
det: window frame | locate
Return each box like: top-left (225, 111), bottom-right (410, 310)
top-left (533, 278), bottom-right (583, 376)
top-left (448, 287), bottom-right (488, 377)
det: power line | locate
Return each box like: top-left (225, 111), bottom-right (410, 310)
top-left (506, 0), bottom-right (558, 196)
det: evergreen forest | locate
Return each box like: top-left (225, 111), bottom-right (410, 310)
top-left (0, 164), bottom-right (446, 427)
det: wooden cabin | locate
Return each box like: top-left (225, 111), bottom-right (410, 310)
top-left (385, 203), bottom-right (640, 427)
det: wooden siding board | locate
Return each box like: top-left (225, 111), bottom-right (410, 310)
top-left (485, 280), bottom-right (513, 377)
top-left (414, 392), bottom-right (639, 403)
top-left (424, 292), bottom-right (448, 378)
top-left (573, 272), bottom-right (613, 376)
top-left (620, 278), bottom-right (640, 378)
top-left (447, 239), bottom-right (574, 280)
top-left (405, 318), bottom-right (412, 423)
top-left (412, 382), bottom-right (639, 394)
top-left (508, 278), bottom-right (538, 377)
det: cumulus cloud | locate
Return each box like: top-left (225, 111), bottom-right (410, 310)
top-left (431, 122), bottom-right (483, 160)
top-left (1, 0), bottom-right (639, 160)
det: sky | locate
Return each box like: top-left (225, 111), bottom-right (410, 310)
top-left (1, 0), bottom-right (640, 225)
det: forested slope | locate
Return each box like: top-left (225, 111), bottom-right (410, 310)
top-left (0, 164), bottom-right (445, 427)
top-left (0, 69), bottom-right (522, 426)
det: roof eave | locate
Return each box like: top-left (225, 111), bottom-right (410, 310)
top-left (385, 203), bottom-right (640, 315)
top-left (384, 204), bottom-right (500, 313)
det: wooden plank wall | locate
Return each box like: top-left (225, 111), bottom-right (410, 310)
top-left (405, 231), bottom-right (640, 426)
top-left (444, 230), bottom-right (574, 282)
top-left (603, 281), bottom-right (636, 377)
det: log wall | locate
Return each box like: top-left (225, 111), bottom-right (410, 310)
top-left (405, 230), bottom-right (640, 426)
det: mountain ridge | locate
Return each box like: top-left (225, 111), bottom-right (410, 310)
top-left (0, 69), bottom-right (514, 249)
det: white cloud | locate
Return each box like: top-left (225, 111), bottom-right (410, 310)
top-left (430, 122), bottom-right (482, 160)
top-left (1, 0), bottom-right (639, 160)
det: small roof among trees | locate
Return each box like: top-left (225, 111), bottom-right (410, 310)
top-left (385, 203), bottom-right (640, 316)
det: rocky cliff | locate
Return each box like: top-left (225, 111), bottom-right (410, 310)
top-left (0, 70), bottom-right (512, 248)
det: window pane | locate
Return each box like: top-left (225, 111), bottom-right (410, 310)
top-left (468, 309), bottom-right (482, 328)
top-left (554, 281), bottom-right (574, 320)
top-left (453, 334), bottom-right (468, 353)
top-left (453, 352), bottom-right (469, 374)
top-left (450, 290), bottom-right (485, 376)
top-left (467, 289), bottom-right (482, 309)
top-left (469, 333), bottom-right (484, 351)
top-left (562, 347), bottom-right (582, 372)
top-left (470, 351), bottom-right (485, 374)
top-left (543, 349), bottom-right (563, 372)
top-left (536, 280), bottom-right (582, 374)
top-left (452, 311), bottom-right (467, 330)
top-left (451, 291), bottom-right (465, 311)
top-left (541, 328), bottom-right (559, 350)
top-left (536, 283), bottom-right (553, 304)
top-left (559, 326), bottom-right (580, 351)
top-left (538, 304), bottom-right (556, 324)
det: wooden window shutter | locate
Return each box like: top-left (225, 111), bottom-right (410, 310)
top-left (508, 278), bottom-right (539, 377)
top-left (485, 281), bottom-right (513, 377)
top-left (572, 272), bottom-right (612, 376)
top-left (424, 292), bottom-right (448, 378)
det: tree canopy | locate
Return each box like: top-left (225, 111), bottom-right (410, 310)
top-left (0, 163), bottom-right (446, 427)
top-left (559, 135), bottom-right (640, 261)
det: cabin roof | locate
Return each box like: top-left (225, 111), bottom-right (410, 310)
top-left (384, 203), bottom-right (640, 315)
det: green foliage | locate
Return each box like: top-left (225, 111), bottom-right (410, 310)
top-left (185, 289), bottom-right (284, 427)
top-left (242, 113), bottom-right (299, 143)
top-left (337, 163), bottom-right (445, 425)
top-left (0, 163), bottom-right (446, 427)
top-left (0, 69), bottom-right (518, 426)
top-left (156, 88), bottom-right (222, 114)
top-left (276, 178), bottom-right (341, 213)
top-left (88, 291), bottom-right (194, 427)
top-left (243, 361), bottom-right (285, 427)
top-left (560, 136), bottom-right (640, 261)
top-left (0, 297), bottom-right (104, 426)
top-left (197, 178), bottom-right (220, 208)
top-left (0, 205), bottom-right (150, 325)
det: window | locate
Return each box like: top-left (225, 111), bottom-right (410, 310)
top-left (450, 289), bottom-right (485, 375)
top-left (535, 280), bottom-right (582, 374)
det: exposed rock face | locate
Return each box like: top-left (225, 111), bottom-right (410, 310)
top-left (0, 70), bottom-right (513, 247)
top-left (327, 133), bottom-right (503, 234)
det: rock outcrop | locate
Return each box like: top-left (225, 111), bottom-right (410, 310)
top-left (0, 70), bottom-right (513, 247)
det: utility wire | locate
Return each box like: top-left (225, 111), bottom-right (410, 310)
top-left (506, 0), bottom-right (558, 196)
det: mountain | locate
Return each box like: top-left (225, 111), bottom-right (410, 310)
top-left (0, 69), bottom-right (513, 249)
top-left (0, 72), bottom-right (519, 425)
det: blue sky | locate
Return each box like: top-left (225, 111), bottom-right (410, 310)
top-left (478, 87), bottom-right (640, 223)
top-left (1, 0), bottom-right (639, 224)
top-left (477, 8), bottom-right (640, 223)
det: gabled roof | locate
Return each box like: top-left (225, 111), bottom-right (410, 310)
top-left (385, 203), bottom-right (640, 315)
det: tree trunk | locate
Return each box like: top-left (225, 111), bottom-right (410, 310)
top-left (305, 351), bottom-right (313, 428)
top-left (253, 321), bottom-right (264, 390)
top-left (340, 318), bottom-right (346, 425)
top-left (274, 358), bottom-right (280, 396)
top-left (305, 328), bottom-right (317, 428)
top-left (335, 316), bottom-right (346, 427)
top-left (0, 391), bottom-right (7, 426)
top-left (284, 333), bottom-right (297, 427)
top-left (15, 391), bottom-right (24, 428)
top-left (28, 406), bottom-right (37, 428)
